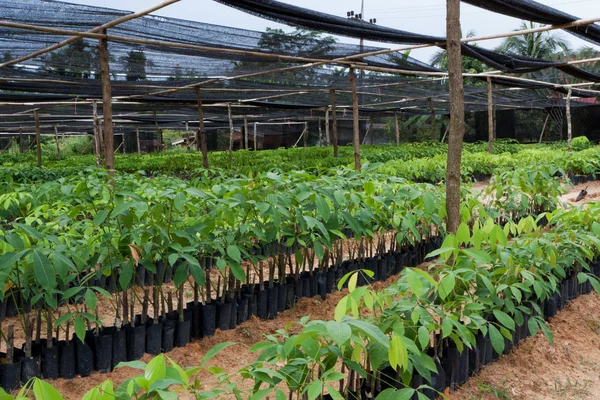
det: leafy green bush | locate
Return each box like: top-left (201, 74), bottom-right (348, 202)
top-left (572, 136), bottom-right (592, 151)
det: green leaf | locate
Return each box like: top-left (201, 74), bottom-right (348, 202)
top-left (145, 354), bottom-right (166, 383)
top-left (388, 334), bottom-right (408, 371)
top-left (528, 317), bottom-right (539, 337)
top-left (84, 289), bottom-right (97, 312)
top-left (115, 360), bottom-right (148, 371)
top-left (174, 192), bottom-right (186, 212)
top-left (93, 210), bottom-right (109, 226)
top-left (226, 245), bottom-right (242, 262)
top-left (119, 264), bottom-right (133, 290)
top-left (493, 309), bottom-right (515, 331)
top-left (305, 380), bottom-right (322, 400)
top-left (32, 249), bottom-right (55, 293)
top-left (110, 203), bottom-right (130, 218)
top-left (201, 342), bottom-right (236, 367)
top-left (488, 324), bottom-right (505, 356)
top-left (326, 321), bottom-right (352, 346)
top-left (441, 318), bottom-right (452, 339)
top-left (14, 223), bottom-right (44, 242)
top-left (438, 273), bottom-right (455, 300)
top-left (456, 223), bottom-right (470, 245)
top-left (33, 379), bottom-right (65, 400)
top-left (377, 388), bottom-right (415, 400)
top-left (74, 315), bottom-right (86, 344)
top-left (418, 326), bottom-right (430, 350)
top-left (346, 319), bottom-right (390, 348)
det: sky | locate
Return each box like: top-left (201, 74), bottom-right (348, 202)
top-left (67, 0), bottom-right (600, 64)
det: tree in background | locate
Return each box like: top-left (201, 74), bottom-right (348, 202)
top-left (496, 22), bottom-right (570, 59)
top-left (43, 39), bottom-right (99, 79)
top-left (121, 50), bottom-right (153, 81)
top-left (430, 30), bottom-right (487, 85)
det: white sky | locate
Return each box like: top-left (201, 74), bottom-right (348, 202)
top-left (68, 0), bottom-right (600, 64)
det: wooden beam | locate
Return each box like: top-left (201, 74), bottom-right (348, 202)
top-left (98, 29), bottom-right (114, 175)
top-left (567, 87), bottom-right (573, 153)
top-left (539, 113), bottom-right (550, 144)
top-left (394, 112), bottom-right (400, 145)
top-left (34, 110), bottom-right (41, 168)
top-left (244, 116), bottom-right (249, 150)
top-left (487, 77), bottom-right (494, 154)
top-left (195, 87), bottom-right (208, 168)
top-left (54, 125), bottom-right (61, 161)
top-left (324, 107), bottom-right (331, 146)
top-left (330, 89), bottom-right (339, 158)
top-left (227, 103), bottom-right (234, 163)
top-left (349, 69), bottom-right (361, 171)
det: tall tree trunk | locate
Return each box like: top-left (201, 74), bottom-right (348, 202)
top-left (445, 0), bottom-right (466, 235)
top-left (349, 69), bottom-right (361, 171)
top-left (98, 30), bottom-right (114, 176)
top-left (487, 77), bottom-right (494, 154)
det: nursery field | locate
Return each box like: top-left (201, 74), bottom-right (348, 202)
top-left (1, 143), bottom-right (600, 400)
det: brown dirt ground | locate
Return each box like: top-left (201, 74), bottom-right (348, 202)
top-left (451, 292), bottom-right (600, 400)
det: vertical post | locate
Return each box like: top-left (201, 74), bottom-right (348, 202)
top-left (567, 87), bottom-right (573, 153)
top-left (54, 125), bottom-right (61, 161)
top-left (394, 112), bottom-right (400, 145)
top-left (349, 68), bottom-right (361, 171)
top-left (185, 121), bottom-right (190, 152)
top-left (93, 101), bottom-right (102, 168)
top-left (429, 98), bottom-right (436, 141)
top-left (318, 117), bottom-right (323, 146)
top-left (303, 122), bottom-right (308, 148)
top-left (19, 127), bottom-right (23, 153)
top-left (34, 110), bottom-right (42, 167)
top-left (539, 113), bottom-right (550, 144)
top-left (445, 0), bottom-right (466, 235)
top-left (487, 77), bottom-right (494, 154)
top-left (324, 107), bottom-right (331, 146)
top-left (153, 111), bottom-right (161, 153)
top-left (253, 122), bottom-right (257, 150)
top-left (136, 128), bottom-right (141, 155)
top-left (122, 133), bottom-right (126, 154)
top-left (195, 87), bottom-right (209, 168)
top-left (369, 118), bottom-right (374, 145)
top-left (330, 89), bottom-right (339, 158)
top-left (244, 116), bottom-right (249, 150)
top-left (98, 29), bottom-right (114, 175)
top-left (227, 103), bottom-right (234, 163)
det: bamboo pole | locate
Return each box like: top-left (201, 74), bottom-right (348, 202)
top-left (98, 29), bottom-right (114, 176)
top-left (244, 116), bottom-right (249, 150)
top-left (253, 122), bottom-right (257, 150)
top-left (136, 128), bottom-right (141, 154)
top-left (92, 101), bottom-right (102, 168)
top-left (369, 118), bottom-right (374, 145)
top-left (324, 107), bottom-right (331, 146)
top-left (19, 127), bottom-right (23, 153)
top-left (195, 87), bottom-right (208, 168)
top-left (227, 103), bottom-right (234, 163)
top-left (318, 117), bottom-right (323, 146)
top-left (349, 69), bottom-right (361, 171)
top-left (303, 122), bottom-right (308, 147)
top-left (54, 125), bottom-right (61, 161)
top-left (34, 110), bottom-right (42, 167)
top-left (567, 87), bottom-right (573, 153)
top-left (153, 111), bottom-right (161, 153)
top-left (394, 112), bottom-right (400, 145)
top-left (487, 77), bottom-right (494, 154)
top-left (0, 0), bottom-right (181, 69)
top-left (539, 113), bottom-right (550, 144)
top-left (330, 89), bottom-right (339, 158)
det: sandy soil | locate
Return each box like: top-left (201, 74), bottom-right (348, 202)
top-left (560, 179), bottom-right (600, 205)
top-left (452, 292), bottom-right (600, 400)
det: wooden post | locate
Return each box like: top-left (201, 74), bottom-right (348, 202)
top-left (253, 122), bottom-right (257, 150)
top-left (154, 111), bottom-right (161, 152)
top-left (539, 113), bottom-right (550, 144)
top-left (445, 0), bottom-right (466, 235)
top-left (429, 98), bottom-right (436, 140)
top-left (330, 89), bottom-right (339, 158)
top-left (34, 110), bottom-right (42, 167)
top-left (394, 112), bottom-right (400, 145)
top-left (54, 125), bottom-right (61, 161)
top-left (19, 127), bottom-right (23, 153)
top-left (98, 29), bottom-right (114, 175)
top-left (567, 87), bottom-right (573, 153)
top-left (185, 121), bottom-right (190, 151)
top-left (136, 128), bottom-right (141, 154)
top-left (487, 77), bottom-right (494, 154)
top-left (369, 118), bottom-right (374, 145)
top-left (303, 122), bottom-right (308, 147)
top-left (349, 69), bottom-right (360, 171)
top-left (244, 116), bottom-right (249, 150)
top-left (324, 107), bottom-right (331, 146)
top-left (195, 87), bottom-right (208, 168)
top-left (318, 117), bottom-right (323, 146)
top-left (122, 133), bottom-right (126, 154)
top-left (227, 103), bottom-right (234, 163)
top-left (93, 100), bottom-right (102, 168)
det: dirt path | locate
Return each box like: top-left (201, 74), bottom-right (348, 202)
top-left (452, 292), bottom-right (600, 400)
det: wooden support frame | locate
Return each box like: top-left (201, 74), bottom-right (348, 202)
top-left (330, 89), bottom-right (339, 158)
top-left (349, 69), bottom-right (361, 171)
top-left (227, 103), bottom-right (234, 163)
top-left (487, 77), bottom-right (494, 154)
top-left (195, 87), bottom-right (208, 168)
top-left (98, 29), bottom-right (114, 175)
top-left (394, 112), bottom-right (400, 146)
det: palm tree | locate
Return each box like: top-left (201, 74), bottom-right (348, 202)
top-left (497, 22), bottom-right (570, 59)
